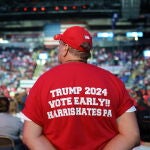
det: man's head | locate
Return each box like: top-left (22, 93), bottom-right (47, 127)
top-left (0, 96), bottom-right (10, 113)
top-left (54, 26), bottom-right (93, 63)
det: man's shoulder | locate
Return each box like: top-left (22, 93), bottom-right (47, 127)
top-left (0, 113), bottom-right (22, 123)
top-left (40, 62), bottom-right (116, 80)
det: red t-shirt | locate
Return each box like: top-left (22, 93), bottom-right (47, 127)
top-left (22, 62), bottom-right (133, 150)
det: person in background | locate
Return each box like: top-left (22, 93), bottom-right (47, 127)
top-left (22, 26), bottom-right (140, 150)
top-left (0, 96), bottom-right (26, 150)
top-left (133, 97), bottom-right (150, 150)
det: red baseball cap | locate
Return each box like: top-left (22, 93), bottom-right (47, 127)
top-left (53, 26), bottom-right (92, 52)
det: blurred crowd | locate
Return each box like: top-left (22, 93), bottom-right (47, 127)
top-left (0, 45), bottom-right (150, 149)
top-left (0, 45), bottom-right (150, 113)
top-left (0, 47), bottom-right (36, 97)
top-left (0, 45), bottom-right (150, 112)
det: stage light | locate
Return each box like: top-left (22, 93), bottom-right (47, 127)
top-left (32, 7), bottom-right (37, 12)
top-left (23, 7), bottom-right (28, 12)
top-left (63, 6), bottom-right (68, 11)
top-left (72, 5), bottom-right (77, 10)
top-left (54, 6), bottom-right (59, 11)
top-left (41, 7), bottom-right (46, 11)
top-left (82, 5), bottom-right (88, 9)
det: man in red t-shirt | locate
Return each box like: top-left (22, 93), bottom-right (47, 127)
top-left (22, 26), bottom-right (140, 150)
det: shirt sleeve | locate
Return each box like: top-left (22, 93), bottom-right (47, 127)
top-left (126, 106), bottom-right (136, 112)
top-left (22, 77), bottom-right (44, 127)
top-left (20, 112), bottom-right (32, 121)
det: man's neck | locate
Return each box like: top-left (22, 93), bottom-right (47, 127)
top-left (64, 59), bottom-right (87, 63)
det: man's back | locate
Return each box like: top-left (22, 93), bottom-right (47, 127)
top-left (23, 62), bottom-right (134, 149)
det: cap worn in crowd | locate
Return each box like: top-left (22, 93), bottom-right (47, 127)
top-left (53, 26), bottom-right (92, 52)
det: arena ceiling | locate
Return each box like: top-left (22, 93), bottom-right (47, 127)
top-left (0, 0), bottom-right (149, 33)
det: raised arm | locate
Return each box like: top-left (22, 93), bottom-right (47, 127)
top-left (22, 121), bottom-right (56, 150)
top-left (103, 111), bottom-right (140, 150)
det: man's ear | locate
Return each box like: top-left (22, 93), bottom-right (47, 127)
top-left (63, 44), bottom-right (69, 57)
